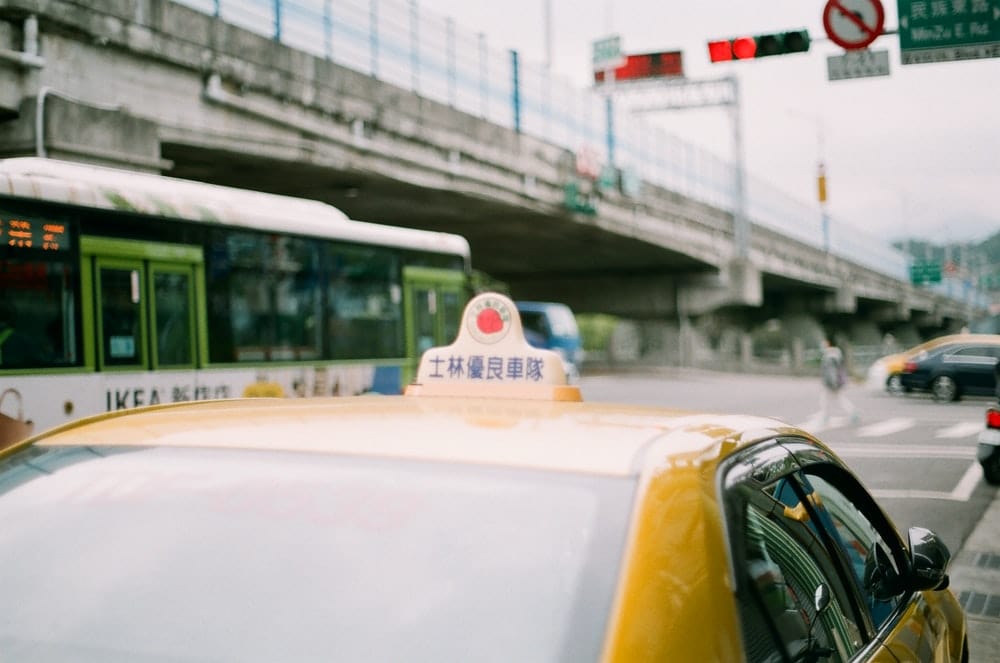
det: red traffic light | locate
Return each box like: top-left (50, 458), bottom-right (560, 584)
top-left (732, 36), bottom-right (757, 59)
top-left (708, 30), bottom-right (810, 63)
top-left (707, 40), bottom-right (733, 62)
top-left (707, 36), bottom-right (758, 62)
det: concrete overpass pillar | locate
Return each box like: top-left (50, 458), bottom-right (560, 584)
top-left (677, 259), bottom-right (763, 317)
top-left (779, 311), bottom-right (825, 373)
top-left (0, 15), bottom-right (44, 118)
top-left (791, 337), bottom-right (804, 370)
top-left (740, 332), bottom-right (753, 370)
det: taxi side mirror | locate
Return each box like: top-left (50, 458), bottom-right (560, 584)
top-left (907, 526), bottom-right (951, 591)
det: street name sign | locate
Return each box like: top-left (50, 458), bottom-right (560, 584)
top-left (910, 260), bottom-right (942, 285)
top-left (592, 35), bottom-right (625, 72)
top-left (824, 0), bottom-right (886, 50)
top-left (827, 48), bottom-right (891, 80)
top-left (897, 0), bottom-right (1000, 64)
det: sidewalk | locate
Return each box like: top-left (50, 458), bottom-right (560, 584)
top-left (950, 486), bottom-right (1000, 662)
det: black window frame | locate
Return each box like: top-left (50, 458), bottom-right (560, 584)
top-left (719, 436), bottom-right (917, 663)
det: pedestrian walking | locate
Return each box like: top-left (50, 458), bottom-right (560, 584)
top-left (819, 336), bottom-right (859, 425)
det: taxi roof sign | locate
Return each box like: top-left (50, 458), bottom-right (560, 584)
top-left (405, 293), bottom-right (582, 401)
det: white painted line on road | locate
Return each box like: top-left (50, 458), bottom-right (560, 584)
top-left (856, 418), bottom-right (914, 437)
top-left (934, 422), bottom-right (983, 439)
top-left (832, 444), bottom-right (976, 459)
top-left (795, 415), bottom-right (847, 432)
top-left (950, 462), bottom-right (983, 501)
top-left (870, 463), bottom-right (983, 502)
top-left (870, 488), bottom-right (966, 501)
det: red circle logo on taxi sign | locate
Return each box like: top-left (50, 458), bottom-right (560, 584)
top-left (467, 297), bottom-right (512, 344)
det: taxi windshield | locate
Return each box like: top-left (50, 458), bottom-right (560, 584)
top-left (0, 445), bottom-right (634, 662)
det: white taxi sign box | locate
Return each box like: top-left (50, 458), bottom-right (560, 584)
top-left (405, 293), bottom-right (582, 402)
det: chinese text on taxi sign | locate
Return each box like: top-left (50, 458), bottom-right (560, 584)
top-left (423, 353), bottom-right (547, 382)
top-left (897, 0), bottom-right (1000, 64)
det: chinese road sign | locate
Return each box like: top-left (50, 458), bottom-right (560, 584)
top-left (592, 35), bottom-right (625, 72)
top-left (910, 260), bottom-right (942, 284)
top-left (827, 48), bottom-right (891, 80)
top-left (898, 0), bottom-right (1000, 64)
top-left (824, 0), bottom-right (886, 50)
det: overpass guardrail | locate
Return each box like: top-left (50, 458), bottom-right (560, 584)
top-left (176, 0), bottom-right (986, 309)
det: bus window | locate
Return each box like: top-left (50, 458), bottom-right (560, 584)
top-left (325, 244), bottom-right (403, 360)
top-left (98, 264), bottom-right (145, 368)
top-left (413, 288), bottom-right (437, 355)
top-left (441, 290), bottom-right (460, 344)
top-left (0, 257), bottom-right (79, 369)
top-left (151, 268), bottom-right (194, 367)
top-left (207, 232), bottom-right (322, 363)
top-left (402, 267), bottom-right (469, 375)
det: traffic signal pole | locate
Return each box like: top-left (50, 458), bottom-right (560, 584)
top-left (730, 75), bottom-right (749, 260)
top-left (629, 74), bottom-right (749, 259)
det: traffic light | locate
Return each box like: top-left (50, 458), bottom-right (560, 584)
top-left (707, 29), bottom-right (810, 62)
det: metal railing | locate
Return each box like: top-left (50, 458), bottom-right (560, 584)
top-left (174, 0), bottom-right (987, 308)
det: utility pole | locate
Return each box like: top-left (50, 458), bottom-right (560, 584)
top-left (786, 109), bottom-right (828, 252)
top-left (543, 0), bottom-right (552, 71)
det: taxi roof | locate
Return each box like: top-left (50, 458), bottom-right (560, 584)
top-left (24, 397), bottom-right (794, 478)
top-left (11, 293), bottom-right (801, 477)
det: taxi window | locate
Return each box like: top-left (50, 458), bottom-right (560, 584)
top-left (738, 497), bottom-right (861, 663)
top-left (796, 472), bottom-right (906, 633)
top-left (0, 445), bottom-right (634, 662)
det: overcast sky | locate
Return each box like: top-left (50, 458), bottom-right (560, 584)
top-left (417, 0), bottom-right (999, 245)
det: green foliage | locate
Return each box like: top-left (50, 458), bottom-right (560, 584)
top-left (576, 313), bottom-right (619, 353)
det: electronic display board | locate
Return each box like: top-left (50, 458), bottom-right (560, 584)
top-left (0, 214), bottom-right (71, 251)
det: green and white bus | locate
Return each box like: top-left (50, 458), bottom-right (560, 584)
top-left (0, 158), bottom-right (471, 439)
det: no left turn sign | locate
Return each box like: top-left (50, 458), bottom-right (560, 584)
top-left (823, 0), bottom-right (885, 51)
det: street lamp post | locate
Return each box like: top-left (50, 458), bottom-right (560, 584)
top-left (787, 110), bottom-right (829, 252)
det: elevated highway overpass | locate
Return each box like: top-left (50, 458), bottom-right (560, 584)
top-left (0, 0), bottom-right (986, 368)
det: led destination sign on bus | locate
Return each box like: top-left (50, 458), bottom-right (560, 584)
top-left (1, 216), bottom-right (70, 251)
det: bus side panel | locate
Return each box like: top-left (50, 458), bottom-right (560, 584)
top-left (3, 363), bottom-right (403, 436)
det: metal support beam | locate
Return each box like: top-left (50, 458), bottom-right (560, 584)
top-left (629, 75), bottom-right (748, 260)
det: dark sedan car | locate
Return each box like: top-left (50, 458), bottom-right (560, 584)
top-left (899, 340), bottom-right (1000, 402)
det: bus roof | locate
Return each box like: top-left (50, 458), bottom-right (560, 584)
top-left (0, 157), bottom-right (470, 257)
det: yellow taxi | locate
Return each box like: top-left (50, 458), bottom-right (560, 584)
top-left (0, 293), bottom-right (967, 662)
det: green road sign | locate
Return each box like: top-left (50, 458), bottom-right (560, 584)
top-left (592, 35), bottom-right (624, 71)
top-left (897, 0), bottom-right (1000, 64)
top-left (910, 260), bottom-right (942, 285)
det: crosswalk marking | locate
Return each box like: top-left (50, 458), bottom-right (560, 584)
top-left (951, 462), bottom-right (984, 501)
top-left (794, 415), bottom-right (847, 432)
top-left (870, 462), bottom-right (983, 502)
top-left (934, 421), bottom-right (983, 439)
top-left (832, 444), bottom-right (976, 459)
top-left (856, 418), bottom-right (914, 437)
top-left (794, 415), bottom-right (982, 440)
top-left (787, 415), bottom-right (984, 504)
